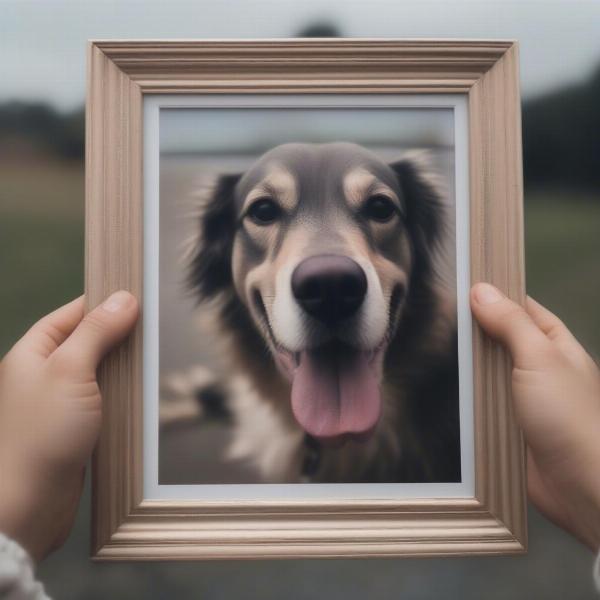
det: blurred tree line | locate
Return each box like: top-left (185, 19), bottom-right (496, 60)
top-left (522, 64), bottom-right (600, 189)
top-left (0, 102), bottom-right (84, 161)
top-left (0, 61), bottom-right (598, 191)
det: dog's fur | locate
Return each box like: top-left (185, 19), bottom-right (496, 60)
top-left (188, 143), bottom-right (460, 483)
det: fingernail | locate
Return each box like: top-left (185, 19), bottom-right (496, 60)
top-left (474, 283), bottom-right (504, 305)
top-left (102, 291), bottom-right (133, 313)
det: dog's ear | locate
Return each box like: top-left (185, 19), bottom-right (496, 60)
top-left (188, 173), bottom-right (241, 300)
top-left (389, 154), bottom-right (445, 254)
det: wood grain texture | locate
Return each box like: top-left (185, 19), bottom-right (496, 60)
top-left (91, 38), bottom-right (512, 93)
top-left (468, 43), bottom-right (527, 545)
top-left (86, 39), bottom-right (526, 560)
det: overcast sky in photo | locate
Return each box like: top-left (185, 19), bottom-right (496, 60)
top-left (1, 0), bottom-right (600, 110)
top-left (159, 107), bottom-right (455, 154)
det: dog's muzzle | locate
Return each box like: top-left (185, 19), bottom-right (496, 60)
top-left (285, 254), bottom-right (381, 441)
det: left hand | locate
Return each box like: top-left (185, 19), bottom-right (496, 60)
top-left (0, 292), bottom-right (138, 561)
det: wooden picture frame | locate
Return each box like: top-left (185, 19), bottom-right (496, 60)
top-left (86, 39), bottom-right (526, 560)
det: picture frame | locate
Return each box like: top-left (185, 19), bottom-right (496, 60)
top-left (86, 39), bottom-right (526, 560)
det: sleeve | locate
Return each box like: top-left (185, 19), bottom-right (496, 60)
top-left (595, 548), bottom-right (600, 594)
top-left (0, 534), bottom-right (50, 600)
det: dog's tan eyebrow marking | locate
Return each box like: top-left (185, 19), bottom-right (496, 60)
top-left (243, 164), bottom-right (297, 212)
top-left (343, 167), bottom-right (400, 208)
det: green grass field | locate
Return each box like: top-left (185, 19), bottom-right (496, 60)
top-left (0, 162), bottom-right (84, 353)
top-left (524, 189), bottom-right (600, 355)
top-left (1, 163), bottom-right (598, 358)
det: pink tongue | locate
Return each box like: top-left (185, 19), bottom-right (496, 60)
top-left (291, 346), bottom-right (381, 439)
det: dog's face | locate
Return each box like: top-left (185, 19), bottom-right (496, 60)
top-left (191, 143), bottom-right (442, 442)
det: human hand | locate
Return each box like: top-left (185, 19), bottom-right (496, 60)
top-left (471, 283), bottom-right (600, 550)
top-left (0, 292), bottom-right (138, 561)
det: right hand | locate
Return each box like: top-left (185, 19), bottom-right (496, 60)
top-left (471, 282), bottom-right (600, 551)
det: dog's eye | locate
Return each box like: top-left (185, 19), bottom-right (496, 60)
top-left (246, 198), bottom-right (281, 225)
top-left (363, 195), bottom-right (397, 223)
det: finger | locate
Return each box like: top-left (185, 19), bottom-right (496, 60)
top-left (470, 283), bottom-right (549, 367)
top-left (525, 297), bottom-right (572, 342)
top-left (17, 296), bottom-right (85, 358)
top-left (52, 291), bottom-right (139, 374)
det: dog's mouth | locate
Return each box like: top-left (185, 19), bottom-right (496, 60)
top-left (288, 341), bottom-right (383, 441)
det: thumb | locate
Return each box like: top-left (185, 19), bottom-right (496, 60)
top-left (470, 283), bottom-right (548, 368)
top-left (53, 291), bottom-right (139, 374)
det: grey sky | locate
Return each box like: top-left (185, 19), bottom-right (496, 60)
top-left (1, 0), bottom-right (600, 110)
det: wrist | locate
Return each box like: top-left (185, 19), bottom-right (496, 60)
top-left (569, 431), bottom-right (600, 551)
top-left (0, 453), bottom-right (83, 562)
top-left (0, 456), bottom-right (58, 561)
top-left (0, 475), bottom-right (40, 560)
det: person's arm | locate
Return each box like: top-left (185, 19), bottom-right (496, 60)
top-left (471, 283), bottom-right (600, 552)
top-left (0, 292), bottom-right (138, 563)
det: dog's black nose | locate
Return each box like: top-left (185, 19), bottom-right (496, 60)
top-left (291, 254), bottom-right (367, 325)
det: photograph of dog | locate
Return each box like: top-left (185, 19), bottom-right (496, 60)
top-left (157, 108), bottom-right (461, 485)
top-left (159, 141), bottom-right (460, 484)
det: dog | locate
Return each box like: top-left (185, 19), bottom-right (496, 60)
top-left (187, 142), bottom-right (461, 483)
